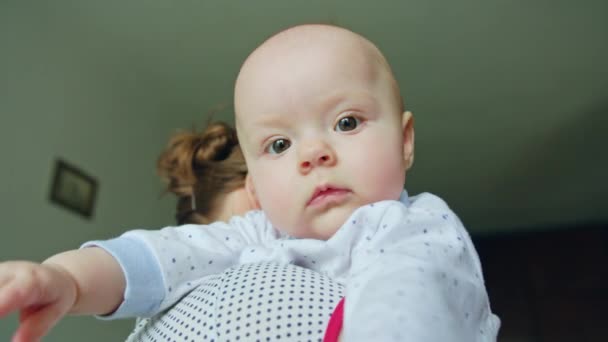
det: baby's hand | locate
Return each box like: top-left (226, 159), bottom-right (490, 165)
top-left (0, 261), bottom-right (77, 342)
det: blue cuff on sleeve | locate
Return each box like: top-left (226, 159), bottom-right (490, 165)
top-left (81, 236), bottom-right (165, 319)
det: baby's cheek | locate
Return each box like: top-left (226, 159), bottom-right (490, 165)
top-left (257, 180), bottom-right (294, 228)
top-left (360, 151), bottom-right (405, 200)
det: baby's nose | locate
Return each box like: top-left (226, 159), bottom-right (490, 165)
top-left (298, 140), bottom-right (337, 173)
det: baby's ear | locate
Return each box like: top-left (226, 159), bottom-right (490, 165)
top-left (245, 174), bottom-right (261, 210)
top-left (402, 111), bottom-right (415, 170)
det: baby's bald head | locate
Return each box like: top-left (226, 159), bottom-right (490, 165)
top-left (234, 24), bottom-right (403, 138)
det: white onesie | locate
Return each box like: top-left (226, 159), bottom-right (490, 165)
top-left (84, 191), bottom-right (500, 341)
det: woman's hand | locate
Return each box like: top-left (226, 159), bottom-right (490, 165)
top-left (0, 261), bottom-right (77, 342)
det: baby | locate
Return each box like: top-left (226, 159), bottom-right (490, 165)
top-left (0, 24), bottom-right (500, 342)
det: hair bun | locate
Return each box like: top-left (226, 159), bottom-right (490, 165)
top-left (192, 122), bottom-right (239, 164)
top-left (157, 122), bottom-right (239, 197)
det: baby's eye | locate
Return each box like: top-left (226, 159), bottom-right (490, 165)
top-left (335, 116), bottom-right (360, 132)
top-left (266, 138), bottom-right (291, 154)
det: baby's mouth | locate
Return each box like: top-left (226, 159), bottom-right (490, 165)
top-left (307, 185), bottom-right (351, 207)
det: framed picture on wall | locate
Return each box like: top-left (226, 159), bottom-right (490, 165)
top-left (49, 159), bottom-right (98, 219)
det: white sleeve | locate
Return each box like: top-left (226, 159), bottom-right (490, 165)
top-left (82, 210), bottom-right (280, 319)
top-left (342, 194), bottom-right (500, 341)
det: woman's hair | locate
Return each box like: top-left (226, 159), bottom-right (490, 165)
top-left (157, 122), bottom-right (248, 225)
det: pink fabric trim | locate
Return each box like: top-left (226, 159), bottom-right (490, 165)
top-left (323, 297), bottom-right (345, 342)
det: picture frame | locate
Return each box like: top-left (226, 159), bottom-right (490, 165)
top-left (49, 159), bottom-right (98, 219)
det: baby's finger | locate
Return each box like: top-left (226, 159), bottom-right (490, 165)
top-left (12, 304), bottom-right (63, 342)
top-left (0, 280), bottom-right (29, 318)
top-left (0, 266), bottom-right (15, 285)
top-left (0, 264), bottom-right (18, 293)
top-left (0, 271), bottom-right (42, 318)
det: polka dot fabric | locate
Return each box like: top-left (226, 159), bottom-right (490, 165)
top-left (126, 262), bottom-right (344, 342)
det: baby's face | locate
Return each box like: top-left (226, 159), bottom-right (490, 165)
top-left (235, 26), bottom-right (412, 239)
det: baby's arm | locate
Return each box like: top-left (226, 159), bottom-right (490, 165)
top-left (0, 247), bottom-right (124, 342)
top-left (81, 210), bottom-right (278, 319)
top-left (342, 196), bottom-right (499, 341)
